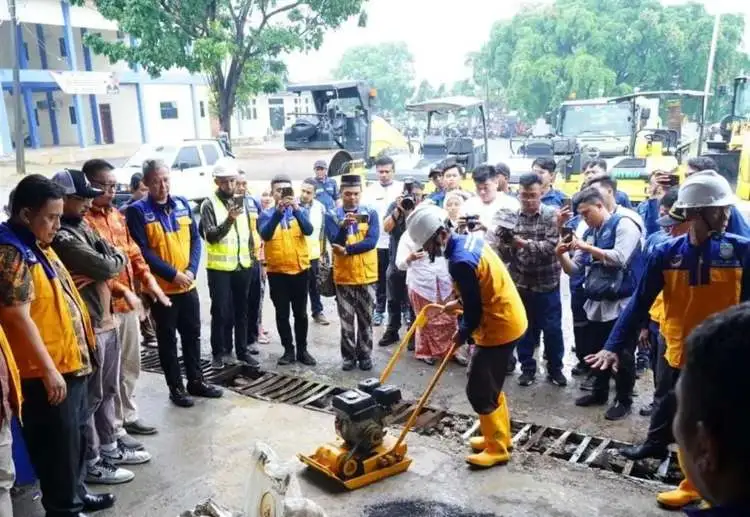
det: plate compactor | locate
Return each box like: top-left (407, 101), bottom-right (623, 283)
top-left (298, 304), bottom-right (458, 490)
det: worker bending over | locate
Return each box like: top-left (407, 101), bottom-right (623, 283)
top-left (587, 170), bottom-right (750, 509)
top-left (406, 204), bottom-right (527, 468)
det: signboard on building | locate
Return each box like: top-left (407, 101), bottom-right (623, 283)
top-left (50, 71), bottom-right (120, 95)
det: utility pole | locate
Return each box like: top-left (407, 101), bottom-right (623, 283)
top-left (698, 12), bottom-right (721, 156)
top-left (9, 0), bottom-right (26, 174)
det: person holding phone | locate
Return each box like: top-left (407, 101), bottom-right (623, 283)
top-left (259, 174), bottom-right (316, 367)
top-left (324, 174), bottom-right (380, 371)
top-left (199, 159), bottom-right (259, 370)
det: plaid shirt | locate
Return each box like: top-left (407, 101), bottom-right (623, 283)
top-left (85, 205), bottom-right (155, 313)
top-left (504, 204), bottom-right (561, 293)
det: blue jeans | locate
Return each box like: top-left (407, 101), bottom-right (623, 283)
top-left (517, 288), bottom-right (564, 375)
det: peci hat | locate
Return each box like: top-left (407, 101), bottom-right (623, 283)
top-left (657, 207), bottom-right (688, 227)
top-left (340, 174), bottom-right (362, 188)
top-left (51, 169), bottom-right (103, 198)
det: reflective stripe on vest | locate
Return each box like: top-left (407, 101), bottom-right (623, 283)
top-left (206, 194), bottom-right (252, 271)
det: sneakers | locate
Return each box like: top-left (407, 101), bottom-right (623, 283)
top-left (237, 354), bottom-right (261, 369)
top-left (373, 312), bottom-right (385, 326)
top-left (123, 419), bottom-right (157, 436)
top-left (506, 356), bottom-right (517, 375)
top-left (359, 358), bottom-right (373, 371)
top-left (169, 386), bottom-right (194, 408)
top-left (221, 353), bottom-right (237, 366)
top-left (547, 371), bottom-right (568, 387)
top-left (378, 330), bottom-right (400, 347)
top-left (297, 351), bottom-right (317, 366)
top-left (211, 355), bottom-right (224, 369)
top-left (575, 393), bottom-right (608, 407)
top-left (518, 372), bottom-right (535, 387)
top-left (86, 459), bottom-right (135, 485)
top-left (312, 313), bottom-right (330, 326)
top-left (248, 344), bottom-right (260, 355)
top-left (277, 351), bottom-right (296, 365)
top-left (342, 359), bottom-right (357, 371)
top-left (118, 435), bottom-right (144, 452)
top-left (102, 445), bottom-right (152, 465)
top-left (187, 381), bottom-right (223, 398)
top-left (639, 401), bottom-right (655, 417)
top-left (605, 402), bottom-right (632, 421)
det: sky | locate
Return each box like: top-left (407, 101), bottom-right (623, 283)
top-left (284, 0), bottom-right (750, 86)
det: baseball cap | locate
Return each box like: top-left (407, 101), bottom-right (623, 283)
top-left (51, 169), bottom-right (103, 198)
top-left (657, 206), bottom-right (687, 227)
top-left (313, 160), bottom-right (327, 169)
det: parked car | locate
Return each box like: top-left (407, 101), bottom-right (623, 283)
top-left (112, 139), bottom-right (230, 207)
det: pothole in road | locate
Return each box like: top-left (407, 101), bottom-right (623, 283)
top-left (363, 500), bottom-right (495, 517)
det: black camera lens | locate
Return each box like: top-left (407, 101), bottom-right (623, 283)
top-left (401, 196), bottom-right (415, 211)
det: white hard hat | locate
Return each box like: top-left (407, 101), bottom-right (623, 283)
top-left (674, 170), bottom-right (736, 209)
top-left (406, 204), bottom-right (447, 247)
top-left (212, 157), bottom-right (239, 178)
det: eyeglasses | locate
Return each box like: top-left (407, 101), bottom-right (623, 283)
top-left (90, 181), bottom-right (117, 191)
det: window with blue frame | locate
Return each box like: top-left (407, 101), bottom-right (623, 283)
top-left (59, 37), bottom-right (67, 58)
top-left (160, 102), bottom-right (178, 120)
top-left (23, 42), bottom-right (29, 61)
top-left (34, 109), bottom-right (39, 127)
top-left (69, 106), bottom-right (77, 125)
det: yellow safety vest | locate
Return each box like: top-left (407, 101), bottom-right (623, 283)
top-left (206, 193), bottom-right (253, 271)
top-left (332, 209), bottom-right (378, 286)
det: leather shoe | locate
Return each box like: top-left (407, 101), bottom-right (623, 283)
top-left (620, 441), bottom-right (669, 461)
top-left (82, 491), bottom-right (116, 512)
top-left (169, 386), bottom-right (194, 408)
top-left (187, 381), bottom-right (223, 398)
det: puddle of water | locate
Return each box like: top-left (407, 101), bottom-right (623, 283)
top-left (363, 500), bottom-right (496, 517)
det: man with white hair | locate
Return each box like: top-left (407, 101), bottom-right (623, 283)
top-left (199, 158), bottom-right (260, 369)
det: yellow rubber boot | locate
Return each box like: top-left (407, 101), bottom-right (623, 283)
top-left (469, 394), bottom-right (514, 452)
top-left (466, 404), bottom-right (511, 468)
top-left (656, 450), bottom-right (702, 509)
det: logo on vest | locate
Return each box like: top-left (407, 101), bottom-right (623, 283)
top-left (144, 211), bottom-right (156, 222)
top-left (670, 254), bottom-right (683, 268)
top-left (719, 242), bottom-right (735, 260)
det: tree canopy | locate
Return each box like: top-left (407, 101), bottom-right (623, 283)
top-left (332, 41), bottom-right (415, 113)
top-left (74, 0), bottom-right (367, 134)
top-left (472, 0), bottom-right (749, 120)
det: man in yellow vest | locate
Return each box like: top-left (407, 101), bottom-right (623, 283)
top-left (0, 322), bottom-right (20, 517)
top-left (323, 174), bottom-right (380, 371)
top-left (0, 174), bottom-right (115, 514)
top-left (199, 159), bottom-right (260, 370)
top-left (127, 160), bottom-right (223, 408)
top-left (406, 204), bottom-right (528, 468)
top-left (259, 174), bottom-right (316, 366)
top-left (589, 171), bottom-right (750, 509)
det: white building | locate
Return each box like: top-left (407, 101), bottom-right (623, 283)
top-left (0, 0), bottom-right (217, 154)
top-left (230, 91), bottom-right (313, 141)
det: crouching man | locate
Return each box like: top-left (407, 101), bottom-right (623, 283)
top-left (405, 204), bottom-right (527, 468)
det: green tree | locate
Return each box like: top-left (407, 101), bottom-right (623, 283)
top-left (450, 79), bottom-right (478, 97)
top-left (74, 0), bottom-right (367, 135)
top-left (473, 0), bottom-right (749, 120)
top-left (413, 79), bottom-right (436, 102)
top-left (332, 41), bottom-right (415, 113)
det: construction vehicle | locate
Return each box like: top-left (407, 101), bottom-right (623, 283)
top-left (703, 75), bottom-right (750, 204)
top-left (284, 80), bottom-right (412, 178)
top-left (298, 305), bottom-right (458, 490)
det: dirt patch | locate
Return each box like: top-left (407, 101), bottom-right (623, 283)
top-left (363, 500), bottom-right (496, 517)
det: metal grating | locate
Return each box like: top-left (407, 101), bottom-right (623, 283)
top-left (141, 350), bottom-right (680, 486)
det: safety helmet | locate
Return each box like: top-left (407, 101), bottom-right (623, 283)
top-left (406, 204), bottom-right (447, 247)
top-left (212, 157), bottom-right (240, 178)
top-left (674, 170), bottom-right (736, 209)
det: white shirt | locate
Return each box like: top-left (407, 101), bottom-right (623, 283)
top-left (362, 180), bottom-right (404, 249)
top-left (395, 233), bottom-right (453, 302)
top-left (461, 193), bottom-right (521, 230)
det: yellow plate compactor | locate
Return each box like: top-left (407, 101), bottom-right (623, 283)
top-left (298, 304), bottom-right (458, 490)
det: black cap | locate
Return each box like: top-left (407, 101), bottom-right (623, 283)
top-left (50, 169), bottom-right (103, 198)
top-left (314, 159), bottom-right (328, 169)
top-left (340, 174), bottom-right (362, 187)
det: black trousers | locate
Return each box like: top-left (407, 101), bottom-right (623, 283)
top-left (267, 270), bottom-right (309, 353)
top-left (21, 375), bottom-right (87, 517)
top-left (646, 335), bottom-right (680, 445)
top-left (573, 323), bottom-right (589, 363)
top-left (246, 262), bottom-right (262, 345)
top-left (466, 342), bottom-right (516, 415)
top-left (308, 258), bottom-right (324, 317)
top-left (588, 320), bottom-right (637, 406)
top-left (207, 267), bottom-right (252, 360)
top-left (386, 265), bottom-right (413, 333)
top-left (151, 288), bottom-right (203, 388)
top-left (375, 248), bottom-right (389, 313)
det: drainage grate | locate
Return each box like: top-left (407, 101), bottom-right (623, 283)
top-left (141, 350), bottom-right (680, 486)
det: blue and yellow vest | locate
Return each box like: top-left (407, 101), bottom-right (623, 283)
top-left (447, 234), bottom-right (527, 346)
top-left (332, 207), bottom-right (378, 286)
top-left (264, 209), bottom-right (310, 275)
top-left (0, 223), bottom-right (95, 379)
top-left (130, 196), bottom-right (195, 294)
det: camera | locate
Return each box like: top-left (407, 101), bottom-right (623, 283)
top-left (465, 214), bottom-right (481, 231)
top-left (401, 178), bottom-right (416, 211)
top-left (500, 228), bottom-right (515, 244)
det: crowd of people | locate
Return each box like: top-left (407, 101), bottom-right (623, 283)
top-left (0, 147), bottom-right (748, 516)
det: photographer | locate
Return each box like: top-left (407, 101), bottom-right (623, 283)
top-left (378, 178), bottom-right (423, 348)
top-left (498, 173), bottom-right (566, 388)
top-left (200, 159), bottom-right (259, 369)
